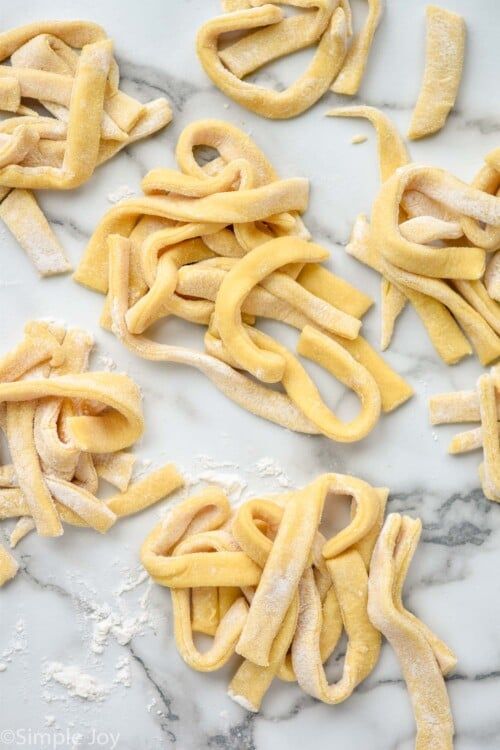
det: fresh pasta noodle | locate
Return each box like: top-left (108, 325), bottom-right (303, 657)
top-left (76, 120), bottom-right (411, 441)
top-left (0, 320), bottom-right (183, 583)
top-left (197, 0), bottom-right (382, 117)
top-left (368, 514), bottom-right (455, 749)
top-left (408, 6), bottom-right (466, 141)
top-left (328, 106), bottom-right (410, 348)
top-left (330, 0), bottom-right (382, 96)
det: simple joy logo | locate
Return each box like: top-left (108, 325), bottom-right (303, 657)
top-left (0, 728), bottom-right (120, 748)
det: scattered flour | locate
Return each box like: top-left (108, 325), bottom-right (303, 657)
top-left (196, 454), bottom-right (239, 470)
top-left (113, 656), bottom-right (131, 688)
top-left (107, 185), bottom-right (136, 204)
top-left (44, 715), bottom-right (56, 727)
top-left (114, 568), bottom-right (149, 597)
top-left (42, 662), bottom-right (110, 702)
top-left (96, 354), bottom-right (117, 371)
top-left (252, 456), bottom-right (291, 488)
top-left (89, 605), bottom-right (151, 654)
top-left (1, 618), bottom-right (27, 667)
top-left (198, 470), bottom-right (247, 502)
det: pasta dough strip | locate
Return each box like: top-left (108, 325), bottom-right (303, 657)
top-left (236, 483), bottom-right (324, 666)
top-left (106, 463), bottom-right (184, 517)
top-left (368, 514), bottom-right (455, 749)
top-left (346, 214), bottom-right (472, 364)
top-left (477, 373), bottom-right (500, 502)
top-left (331, 0), bottom-right (382, 95)
top-left (0, 544), bottom-right (19, 585)
top-left (408, 6), bottom-right (465, 141)
top-left (0, 189), bottom-right (70, 276)
top-left (0, 372), bottom-right (144, 453)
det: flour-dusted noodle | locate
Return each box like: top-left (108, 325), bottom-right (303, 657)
top-left (408, 6), bottom-right (465, 140)
top-left (197, 3), bottom-right (348, 119)
top-left (368, 514), bottom-right (455, 748)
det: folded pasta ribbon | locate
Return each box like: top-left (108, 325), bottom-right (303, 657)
top-left (368, 514), bottom-right (456, 749)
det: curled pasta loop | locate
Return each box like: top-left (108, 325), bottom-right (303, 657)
top-left (461, 163), bottom-right (500, 251)
top-left (289, 475), bottom-right (383, 703)
top-left (292, 555), bottom-right (380, 704)
top-left (236, 473), bottom-right (381, 668)
top-left (0, 321), bottom-right (182, 577)
top-left (372, 165), bottom-right (489, 280)
top-left (368, 514), bottom-right (455, 748)
top-left (141, 488), bottom-right (261, 589)
top-left (214, 237), bottom-right (329, 382)
top-left (219, 0), bottom-right (335, 79)
top-left (236, 483), bottom-right (325, 666)
top-left (205, 322), bottom-right (381, 442)
top-left (176, 118), bottom-right (279, 185)
top-left (196, 3), bottom-right (348, 119)
top-left (0, 372), bottom-right (144, 454)
top-left (296, 325), bottom-right (381, 442)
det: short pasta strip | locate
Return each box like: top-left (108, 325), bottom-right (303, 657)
top-left (408, 6), bottom-right (466, 140)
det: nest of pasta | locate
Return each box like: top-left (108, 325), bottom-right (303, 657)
top-left (0, 320), bottom-right (183, 586)
top-left (326, 105), bottom-right (500, 366)
top-left (141, 474), bottom-right (456, 748)
top-left (74, 119), bottom-right (413, 443)
top-left (0, 20), bottom-right (172, 276)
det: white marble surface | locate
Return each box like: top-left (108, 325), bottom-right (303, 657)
top-left (1, 1), bottom-right (499, 748)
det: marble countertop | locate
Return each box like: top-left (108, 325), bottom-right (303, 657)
top-left (1, 1), bottom-right (499, 748)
